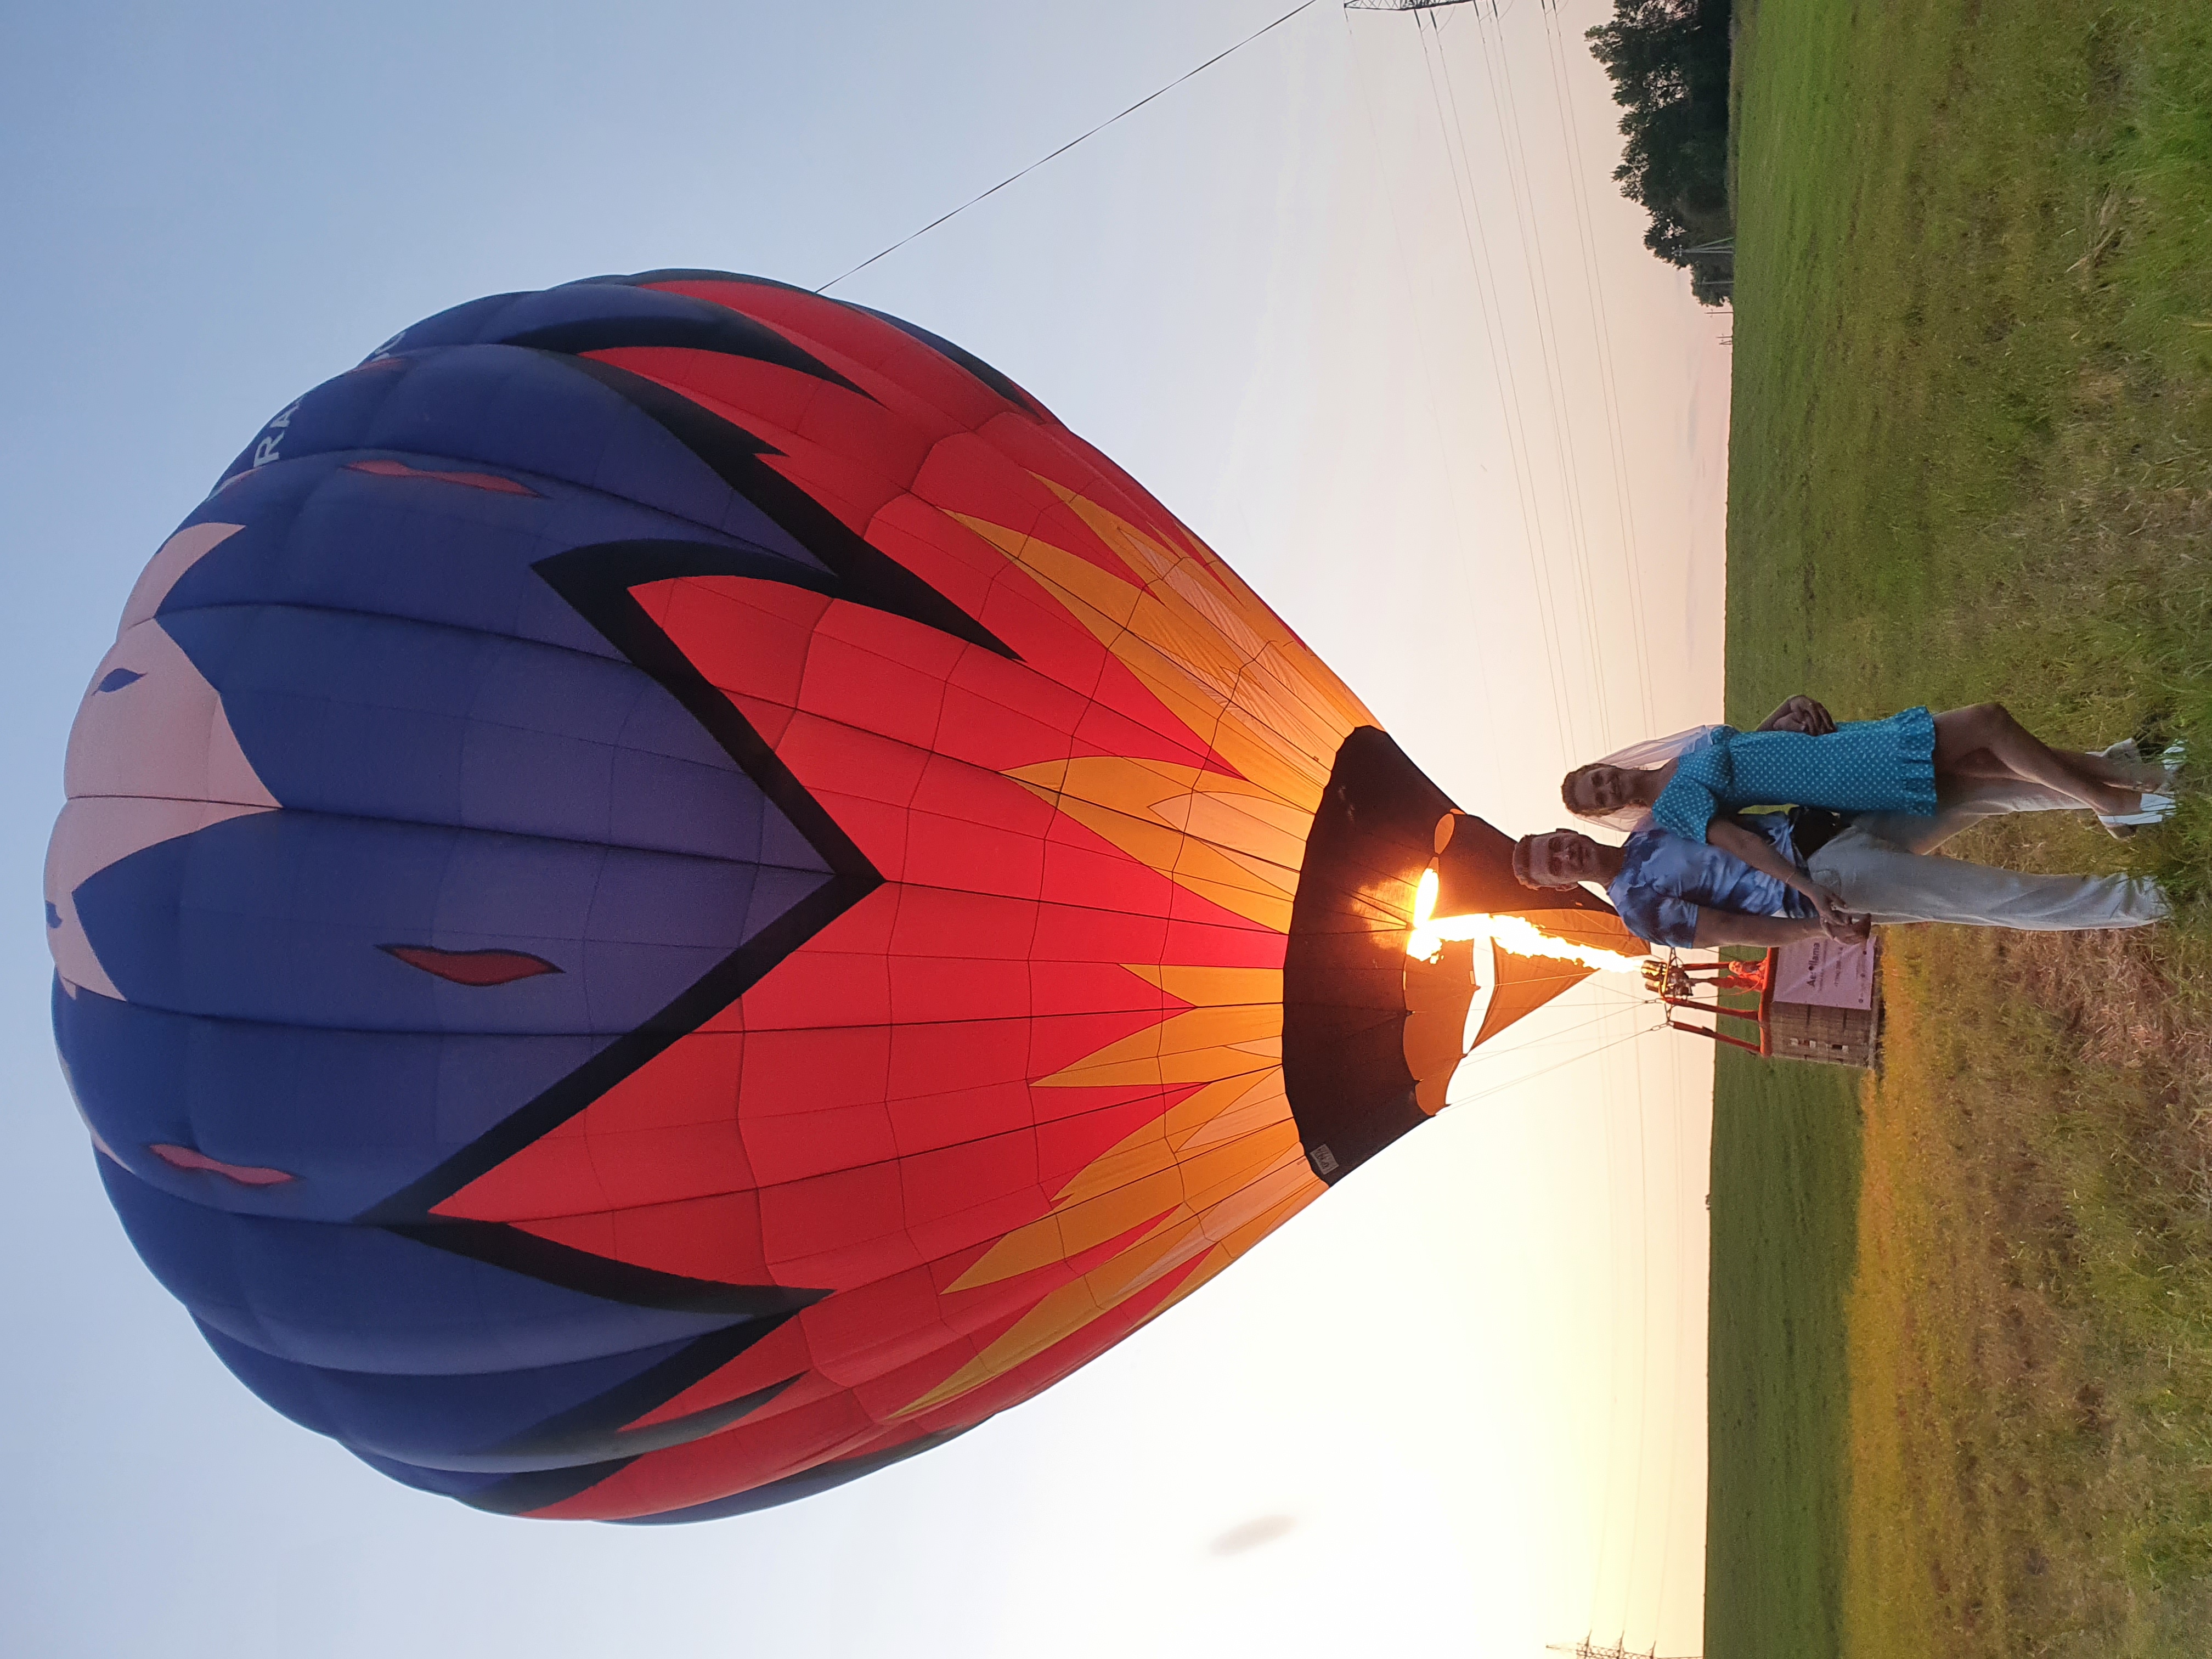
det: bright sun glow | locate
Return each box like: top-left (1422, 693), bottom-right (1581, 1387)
top-left (1406, 868), bottom-right (1644, 974)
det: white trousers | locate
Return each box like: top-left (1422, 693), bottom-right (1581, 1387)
top-left (1807, 823), bottom-right (2168, 930)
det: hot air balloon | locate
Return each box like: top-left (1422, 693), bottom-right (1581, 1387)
top-left (47, 271), bottom-right (1644, 1522)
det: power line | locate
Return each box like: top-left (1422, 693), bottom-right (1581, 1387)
top-left (1339, 7), bottom-right (1515, 791)
top-left (817, 1), bottom-right (1324, 292)
top-left (1423, 11), bottom-right (1676, 1629)
top-left (1446, 5), bottom-right (1616, 749)
top-left (1406, 12), bottom-right (1580, 758)
top-left (1536, 0), bottom-right (1658, 733)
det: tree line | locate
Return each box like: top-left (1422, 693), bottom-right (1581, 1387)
top-left (1587, 0), bottom-right (1734, 305)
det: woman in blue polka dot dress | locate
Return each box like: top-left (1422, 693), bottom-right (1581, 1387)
top-left (1560, 701), bottom-right (2175, 929)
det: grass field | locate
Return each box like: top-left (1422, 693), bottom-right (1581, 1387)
top-left (1705, 1052), bottom-right (1859, 1658)
top-left (1713, 1), bottom-right (2212, 1654)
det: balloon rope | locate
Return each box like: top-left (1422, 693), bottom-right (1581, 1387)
top-left (816, 0), bottom-right (1323, 293)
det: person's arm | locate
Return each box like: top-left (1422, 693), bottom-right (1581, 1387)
top-left (1704, 817), bottom-right (1862, 938)
top-left (1692, 910), bottom-right (1846, 948)
top-left (1757, 695), bottom-right (1837, 735)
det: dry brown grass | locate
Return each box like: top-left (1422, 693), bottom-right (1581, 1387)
top-left (1843, 923), bottom-right (2212, 1656)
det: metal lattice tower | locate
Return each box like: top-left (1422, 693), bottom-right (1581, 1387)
top-left (1547, 1642), bottom-right (1702, 1659)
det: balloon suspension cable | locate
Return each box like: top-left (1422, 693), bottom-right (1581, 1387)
top-left (817, 0), bottom-right (1323, 294)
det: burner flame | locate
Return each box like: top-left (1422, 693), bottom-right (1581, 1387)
top-left (1407, 869), bottom-right (1644, 974)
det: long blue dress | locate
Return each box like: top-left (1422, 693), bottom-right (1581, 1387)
top-left (1651, 707), bottom-right (1937, 842)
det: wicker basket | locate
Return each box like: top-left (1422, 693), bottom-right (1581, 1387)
top-left (1765, 993), bottom-right (1882, 1069)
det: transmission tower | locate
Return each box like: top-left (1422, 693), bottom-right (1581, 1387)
top-left (1547, 1641), bottom-right (1701, 1659)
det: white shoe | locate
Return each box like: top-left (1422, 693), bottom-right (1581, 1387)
top-left (2101, 789), bottom-right (2176, 833)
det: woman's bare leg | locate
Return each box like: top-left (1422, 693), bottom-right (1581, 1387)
top-left (1931, 705), bottom-right (2143, 815)
top-left (1946, 743), bottom-right (2164, 789)
top-left (2062, 748), bottom-right (2169, 789)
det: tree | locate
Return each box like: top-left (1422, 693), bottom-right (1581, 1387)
top-left (1587, 0), bottom-right (1734, 304)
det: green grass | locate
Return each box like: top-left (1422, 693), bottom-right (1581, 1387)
top-left (1704, 1051), bottom-right (1861, 1659)
top-left (1713, 0), bottom-right (2212, 1654)
top-left (1726, 0), bottom-right (2212, 794)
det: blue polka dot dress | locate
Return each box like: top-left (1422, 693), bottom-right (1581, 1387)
top-left (1651, 707), bottom-right (1938, 842)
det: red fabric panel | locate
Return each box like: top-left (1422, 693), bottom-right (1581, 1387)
top-left (884, 1081), bottom-right (1035, 1160)
top-left (742, 1102), bottom-right (900, 1188)
top-left (622, 1315), bottom-right (814, 1432)
top-left (883, 1018), bottom-right (1030, 1101)
top-left (981, 411), bottom-right (1201, 560)
top-left (885, 953), bottom-right (1027, 1026)
top-left (512, 1189), bottom-right (772, 1289)
top-left (899, 811), bottom-right (1046, 900)
top-left (864, 493), bottom-right (1030, 635)
top-left (886, 888), bottom-right (1038, 960)
top-left (739, 1026), bottom-right (891, 1110)
top-left (935, 678), bottom-right (1085, 772)
top-left (777, 713), bottom-right (931, 811)
top-left (913, 433), bottom-right (1134, 586)
top-left (1034, 1090), bottom-right (1188, 1190)
top-left (432, 1118), bottom-right (602, 1224)
top-left (532, 1390), bottom-right (889, 1521)
top-left (584, 347), bottom-right (837, 454)
top-left (1025, 1008), bottom-right (1182, 1081)
top-left (1028, 958), bottom-right (1169, 1017)
top-left (802, 1266), bottom-right (962, 1385)
top-left (651, 279), bottom-right (1034, 433)
top-left (895, 1133), bottom-right (1042, 1235)
top-left (592, 346), bottom-right (935, 498)
top-left (738, 949), bottom-right (893, 1032)
top-left (796, 631), bottom-right (947, 751)
top-left (758, 1162), bottom-right (916, 1285)
top-left (642, 577), bottom-right (826, 708)
top-left (1029, 899), bottom-right (1171, 964)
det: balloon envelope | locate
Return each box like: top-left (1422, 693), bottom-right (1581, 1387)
top-left (47, 272), bottom-right (1639, 1521)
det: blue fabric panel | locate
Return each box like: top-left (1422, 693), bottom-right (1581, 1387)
top-left (346, 1449), bottom-right (513, 1502)
top-left (197, 1319), bottom-right (709, 1472)
top-left (470, 282), bottom-right (743, 346)
top-left (179, 457), bottom-right (625, 663)
top-left (351, 292), bottom-right (523, 357)
top-left (103, 1159), bottom-right (736, 1373)
top-left (158, 603), bottom-right (806, 866)
top-left (210, 345), bottom-right (823, 562)
top-left (349, 282), bottom-right (732, 363)
top-left (57, 984), bottom-right (597, 1220)
top-left (366, 278), bottom-right (844, 368)
top-left (213, 353), bottom-right (420, 486)
top-left (70, 810), bottom-right (806, 1034)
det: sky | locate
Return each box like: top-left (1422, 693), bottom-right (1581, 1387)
top-left (0, 3), bottom-right (1730, 1655)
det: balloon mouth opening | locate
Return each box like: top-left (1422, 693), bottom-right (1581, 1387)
top-left (1283, 732), bottom-right (1650, 1179)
